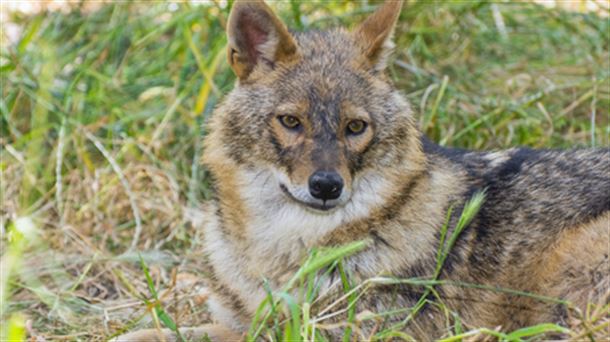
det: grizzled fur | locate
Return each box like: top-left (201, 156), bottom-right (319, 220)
top-left (115, 1), bottom-right (609, 340)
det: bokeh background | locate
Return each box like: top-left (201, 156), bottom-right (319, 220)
top-left (1, 1), bottom-right (609, 340)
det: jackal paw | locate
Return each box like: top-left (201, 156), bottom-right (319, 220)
top-left (110, 324), bottom-right (241, 342)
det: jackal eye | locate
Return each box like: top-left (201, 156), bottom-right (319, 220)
top-left (278, 115), bottom-right (301, 130)
top-left (346, 120), bottom-right (367, 135)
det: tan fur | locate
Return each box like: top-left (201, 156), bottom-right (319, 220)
top-left (543, 212), bottom-right (609, 303)
top-left (437, 212), bottom-right (610, 333)
top-left (354, 0), bottom-right (402, 70)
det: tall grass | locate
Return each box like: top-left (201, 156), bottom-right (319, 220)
top-left (1, 1), bottom-right (608, 341)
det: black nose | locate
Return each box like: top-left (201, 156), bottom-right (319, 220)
top-left (308, 171), bottom-right (343, 201)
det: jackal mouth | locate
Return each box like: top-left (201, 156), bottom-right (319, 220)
top-left (279, 183), bottom-right (338, 212)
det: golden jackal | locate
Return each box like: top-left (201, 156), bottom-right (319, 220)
top-left (116, 0), bottom-right (609, 340)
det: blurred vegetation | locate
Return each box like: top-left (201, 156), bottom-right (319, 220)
top-left (1, 0), bottom-right (609, 340)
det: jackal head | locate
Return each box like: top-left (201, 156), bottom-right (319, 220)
top-left (204, 0), bottom-right (423, 214)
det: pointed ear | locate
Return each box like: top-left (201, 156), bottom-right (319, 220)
top-left (226, 0), bottom-right (299, 81)
top-left (354, 0), bottom-right (404, 71)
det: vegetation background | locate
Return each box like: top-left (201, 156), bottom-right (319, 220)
top-left (1, 0), bottom-right (609, 341)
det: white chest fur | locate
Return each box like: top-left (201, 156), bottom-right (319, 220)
top-left (237, 167), bottom-right (392, 269)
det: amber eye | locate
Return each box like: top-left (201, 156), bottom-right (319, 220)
top-left (278, 115), bottom-right (301, 130)
top-left (346, 120), bottom-right (367, 135)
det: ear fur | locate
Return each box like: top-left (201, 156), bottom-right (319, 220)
top-left (226, 0), bottom-right (298, 81)
top-left (354, 0), bottom-right (404, 71)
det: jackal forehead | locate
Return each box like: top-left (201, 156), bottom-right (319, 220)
top-left (276, 71), bottom-right (372, 111)
top-left (276, 30), bottom-right (375, 102)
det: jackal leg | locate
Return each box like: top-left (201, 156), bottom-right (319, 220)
top-left (111, 324), bottom-right (242, 342)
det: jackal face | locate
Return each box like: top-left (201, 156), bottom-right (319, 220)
top-left (206, 0), bottom-right (421, 214)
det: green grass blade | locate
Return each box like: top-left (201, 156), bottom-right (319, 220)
top-left (287, 241), bottom-right (367, 289)
top-left (6, 313), bottom-right (26, 342)
top-left (277, 292), bottom-right (302, 342)
top-left (138, 254), bottom-right (183, 341)
top-left (506, 323), bottom-right (569, 340)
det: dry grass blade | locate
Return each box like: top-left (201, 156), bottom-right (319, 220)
top-left (83, 129), bottom-right (143, 253)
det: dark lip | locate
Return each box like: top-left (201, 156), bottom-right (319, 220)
top-left (279, 184), bottom-right (337, 211)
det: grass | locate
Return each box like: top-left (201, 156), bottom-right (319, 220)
top-left (1, 1), bottom-right (609, 341)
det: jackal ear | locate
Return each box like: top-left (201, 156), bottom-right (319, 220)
top-left (354, 0), bottom-right (404, 72)
top-left (227, 0), bottom-right (298, 81)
